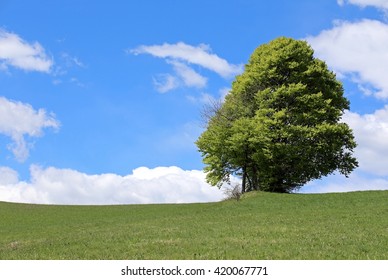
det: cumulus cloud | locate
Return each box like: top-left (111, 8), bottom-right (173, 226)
top-left (0, 166), bottom-right (19, 185)
top-left (0, 97), bottom-right (60, 162)
top-left (304, 10), bottom-right (388, 192)
top-left (299, 107), bottom-right (388, 193)
top-left (0, 165), bottom-right (226, 205)
top-left (0, 29), bottom-right (53, 73)
top-left (301, 171), bottom-right (388, 193)
top-left (343, 107), bottom-right (388, 176)
top-left (306, 19), bottom-right (388, 99)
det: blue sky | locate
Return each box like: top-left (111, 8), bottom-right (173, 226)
top-left (1, 0), bottom-right (388, 204)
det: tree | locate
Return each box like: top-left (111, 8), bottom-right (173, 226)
top-left (196, 37), bottom-right (358, 193)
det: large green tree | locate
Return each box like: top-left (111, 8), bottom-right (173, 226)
top-left (196, 37), bottom-right (358, 193)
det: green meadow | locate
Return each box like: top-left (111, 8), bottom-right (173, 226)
top-left (0, 191), bottom-right (387, 260)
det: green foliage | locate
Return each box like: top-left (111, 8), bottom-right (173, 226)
top-left (196, 37), bottom-right (358, 192)
top-left (1, 191), bottom-right (388, 259)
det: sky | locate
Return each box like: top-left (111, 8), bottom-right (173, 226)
top-left (1, 0), bottom-right (388, 205)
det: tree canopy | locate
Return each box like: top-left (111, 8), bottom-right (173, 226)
top-left (196, 37), bottom-right (358, 193)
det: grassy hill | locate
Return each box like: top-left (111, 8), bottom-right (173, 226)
top-left (0, 190), bottom-right (387, 260)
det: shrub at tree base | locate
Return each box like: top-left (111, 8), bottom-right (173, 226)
top-left (196, 37), bottom-right (358, 193)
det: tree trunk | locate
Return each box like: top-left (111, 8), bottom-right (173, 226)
top-left (251, 165), bottom-right (258, 191)
top-left (242, 166), bottom-right (246, 194)
top-left (247, 173), bottom-right (253, 192)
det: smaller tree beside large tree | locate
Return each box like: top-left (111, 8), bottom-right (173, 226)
top-left (196, 37), bottom-right (358, 193)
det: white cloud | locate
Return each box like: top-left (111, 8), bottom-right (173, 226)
top-left (338, 0), bottom-right (388, 10)
top-left (302, 106), bottom-right (388, 193)
top-left (153, 60), bottom-right (207, 93)
top-left (153, 74), bottom-right (179, 93)
top-left (131, 42), bottom-right (242, 79)
top-left (0, 97), bottom-right (60, 162)
top-left (0, 29), bottom-right (53, 73)
top-left (0, 166), bottom-right (19, 185)
top-left (2, 163), bottom-right (384, 204)
top-left (131, 42), bottom-right (242, 93)
top-left (169, 60), bottom-right (207, 88)
top-left (219, 87), bottom-right (231, 102)
top-left (306, 19), bottom-right (388, 99)
top-left (305, 12), bottom-right (388, 191)
top-left (301, 171), bottom-right (388, 193)
top-left (0, 165), bottom-right (226, 205)
top-left (342, 107), bottom-right (388, 176)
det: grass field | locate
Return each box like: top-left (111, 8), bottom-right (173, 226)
top-left (0, 190), bottom-right (387, 260)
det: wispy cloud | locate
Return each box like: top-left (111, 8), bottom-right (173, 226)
top-left (0, 29), bottom-right (53, 73)
top-left (0, 97), bottom-right (60, 162)
top-left (153, 74), bottom-right (179, 93)
top-left (338, 0), bottom-right (388, 11)
top-left (152, 61), bottom-right (207, 93)
top-left (169, 60), bottom-right (207, 88)
top-left (130, 42), bottom-right (242, 93)
top-left (0, 165), bottom-right (225, 205)
top-left (131, 42), bottom-right (242, 78)
top-left (51, 52), bottom-right (87, 86)
top-left (61, 52), bottom-right (85, 68)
